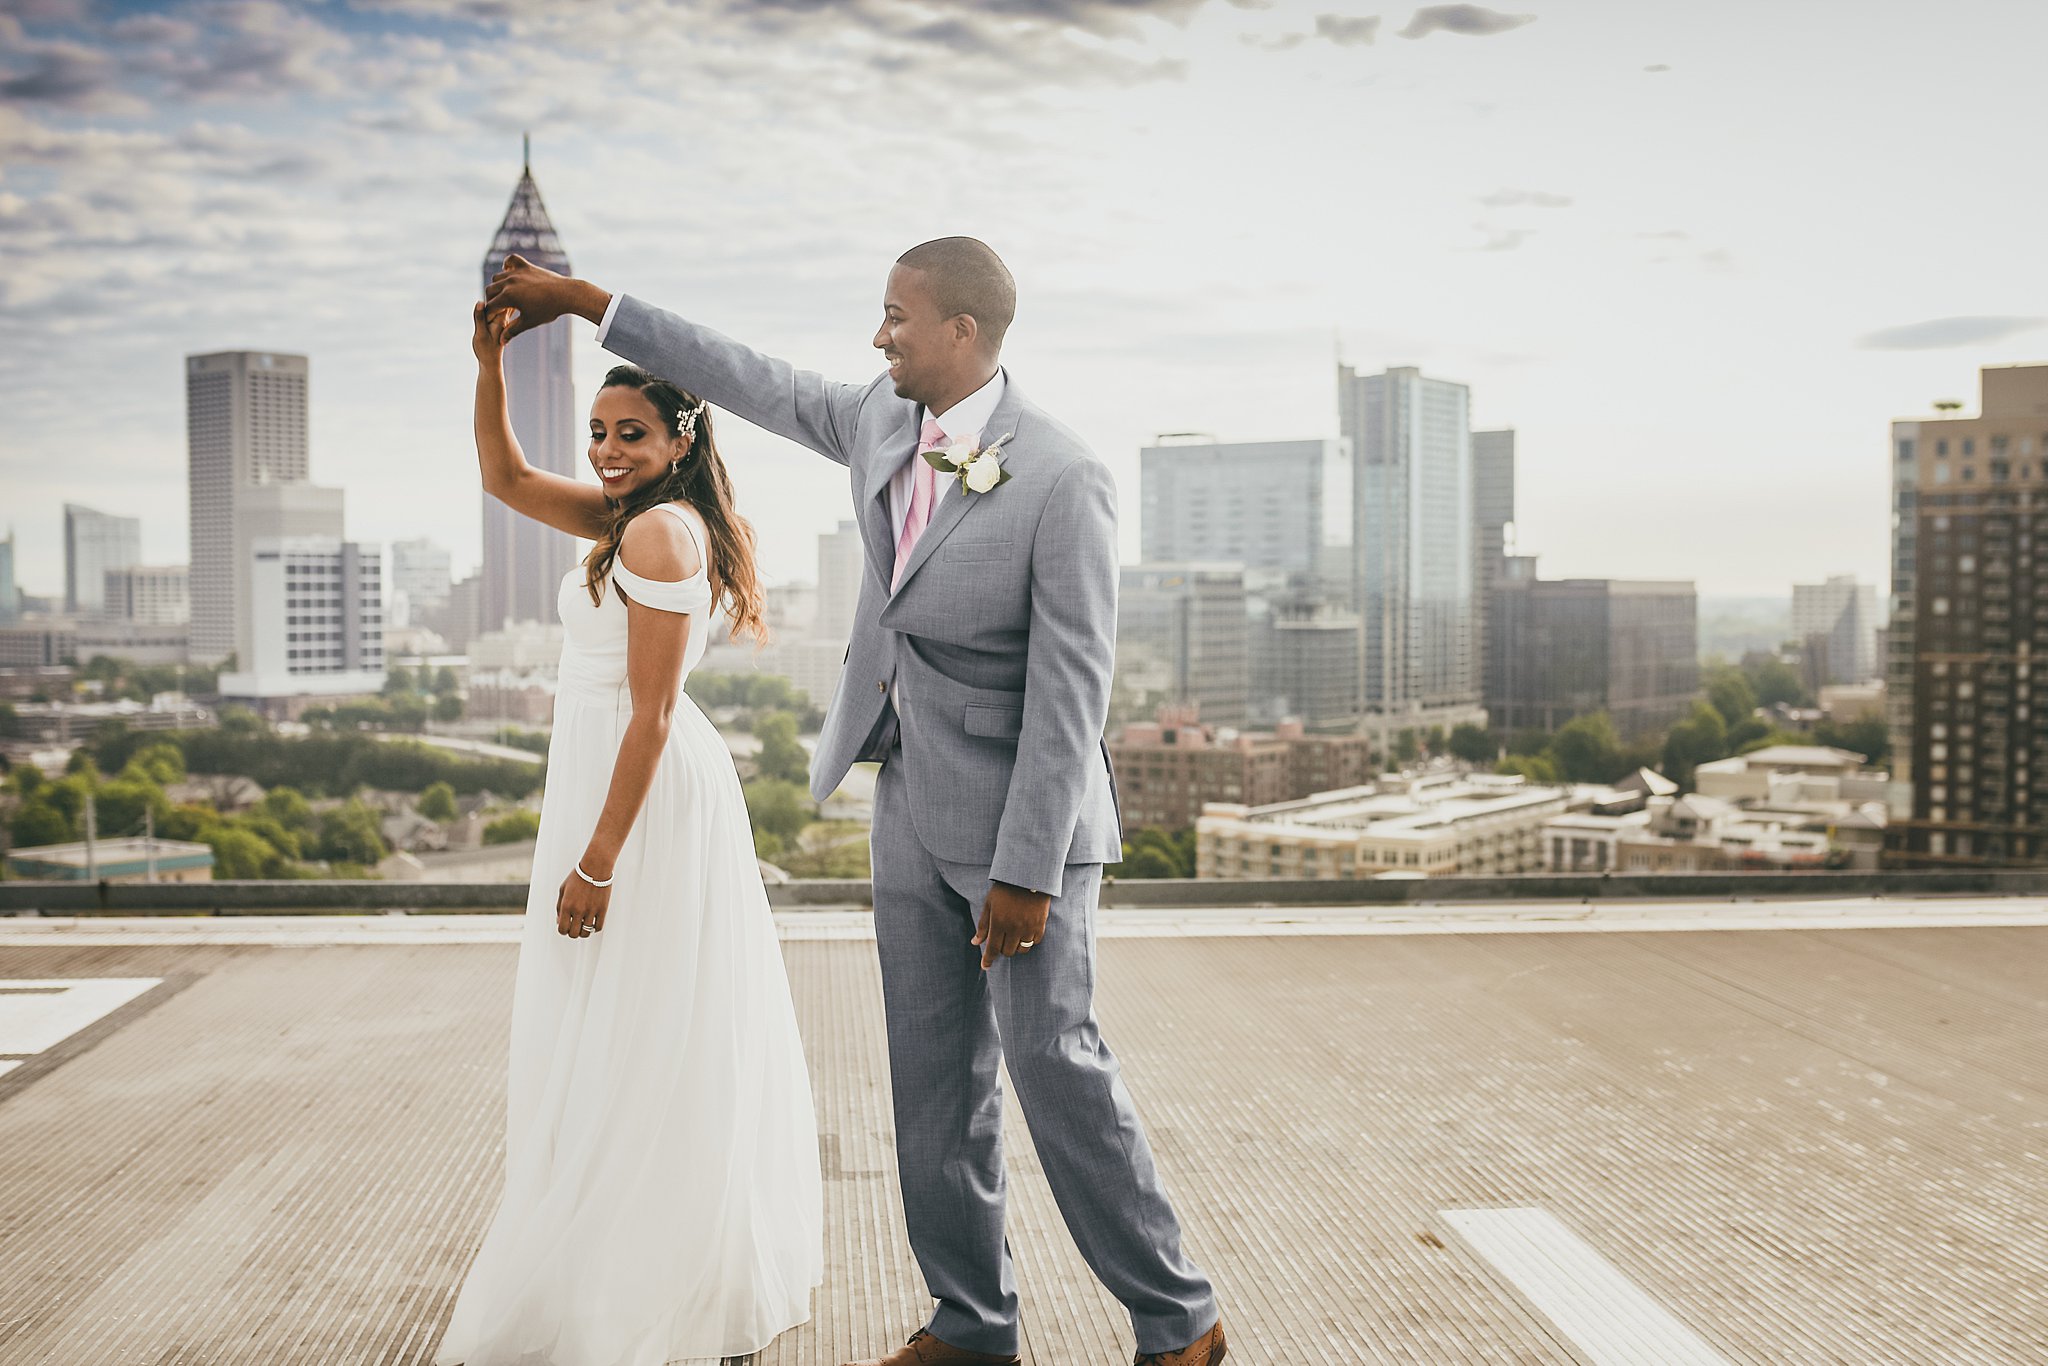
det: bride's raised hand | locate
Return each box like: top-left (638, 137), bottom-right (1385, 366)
top-left (471, 299), bottom-right (514, 363)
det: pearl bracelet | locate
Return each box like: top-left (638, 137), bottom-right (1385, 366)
top-left (574, 862), bottom-right (614, 888)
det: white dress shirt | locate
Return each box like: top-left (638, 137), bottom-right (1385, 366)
top-left (888, 368), bottom-right (1006, 545)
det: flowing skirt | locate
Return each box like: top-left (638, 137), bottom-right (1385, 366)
top-left (436, 692), bottom-right (823, 1366)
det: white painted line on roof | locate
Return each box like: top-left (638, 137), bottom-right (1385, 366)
top-left (0, 978), bottom-right (162, 1056)
top-left (0, 1060), bottom-right (20, 1077)
top-left (1443, 1207), bottom-right (1729, 1366)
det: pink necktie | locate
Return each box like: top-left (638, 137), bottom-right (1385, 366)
top-left (893, 417), bottom-right (945, 588)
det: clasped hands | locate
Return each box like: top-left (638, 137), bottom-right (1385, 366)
top-left (482, 252), bottom-right (610, 342)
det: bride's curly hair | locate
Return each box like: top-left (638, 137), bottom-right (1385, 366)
top-left (582, 364), bottom-right (768, 644)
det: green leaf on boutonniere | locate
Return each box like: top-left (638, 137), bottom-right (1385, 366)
top-left (920, 448), bottom-right (957, 472)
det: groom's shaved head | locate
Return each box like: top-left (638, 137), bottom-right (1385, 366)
top-left (896, 237), bottom-right (1016, 355)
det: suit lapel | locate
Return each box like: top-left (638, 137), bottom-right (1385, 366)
top-left (890, 381), bottom-right (1028, 597)
top-left (861, 405), bottom-right (918, 588)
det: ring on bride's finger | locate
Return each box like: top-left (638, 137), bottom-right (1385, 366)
top-left (1018, 940), bottom-right (1037, 949)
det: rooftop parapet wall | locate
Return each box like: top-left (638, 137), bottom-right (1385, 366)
top-left (7, 869), bottom-right (2048, 914)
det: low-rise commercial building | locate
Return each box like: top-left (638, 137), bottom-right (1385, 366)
top-left (7, 836), bottom-right (214, 883)
top-left (1109, 707), bottom-right (1374, 831)
top-left (1196, 772), bottom-right (1567, 880)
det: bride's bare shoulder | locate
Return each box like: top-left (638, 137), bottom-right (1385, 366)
top-left (618, 503), bottom-right (703, 581)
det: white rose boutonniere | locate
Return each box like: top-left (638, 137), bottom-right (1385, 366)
top-left (923, 431), bottom-right (1015, 496)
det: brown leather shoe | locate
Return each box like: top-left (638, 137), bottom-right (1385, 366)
top-left (843, 1327), bottom-right (1022, 1366)
top-left (1135, 1318), bottom-right (1228, 1366)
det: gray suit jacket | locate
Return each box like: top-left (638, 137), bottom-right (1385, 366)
top-left (605, 296), bottom-right (1123, 896)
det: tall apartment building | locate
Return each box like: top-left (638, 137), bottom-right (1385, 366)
top-left (219, 538), bottom-right (386, 708)
top-left (103, 566), bottom-right (190, 626)
top-left (1886, 363), bottom-right (2048, 867)
top-left (1249, 593), bottom-right (1361, 729)
top-left (1486, 571), bottom-right (1699, 737)
top-left (390, 539), bottom-right (453, 625)
top-left (63, 503), bottom-right (142, 616)
top-left (1791, 573), bottom-right (1879, 686)
top-left (185, 350), bottom-right (325, 664)
top-left (1339, 365), bottom-right (1485, 744)
top-left (481, 146), bottom-right (579, 633)
top-left (1139, 436), bottom-right (1338, 576)
top-left (815, 520), bottom-right (863, 642)
top-left (1116, 563), bottom-right (1249, 727)
top-left (0, 528), bottom-right (18, 623)
top-left (1472, 428), bottom-right (1516, 711)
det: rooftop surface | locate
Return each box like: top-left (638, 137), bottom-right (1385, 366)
top-left (2, 898), bottom-right (2045, 1364)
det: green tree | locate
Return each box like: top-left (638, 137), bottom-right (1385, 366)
top-left (432, 693), bottom-right (464, 723)
top-left (93, 777), bottom-right (170, 837)
top-left (10, 801), bottom-right (74, 848)
top-left (383, 664), bottom-right (413, 695)
top-left (417, 781), bottom-right (458, 823)
top-left (158, 803), bottom-right (222, 842)
top-left (236, 813), bottom-right (302, 863)
top-left (1552, 712), bottom-right (1623, 783)
top-left (752, 711), bottom-right (811, 785)
top-left (0, 701), bottom-right (17, 737)
top-left (1393, 729), bottom-right (1419, 764)
top-left (1725, 716), bottom-right (1772, 752)
top-left (484, 809), bottom-right (541, 844)
top-left (1116, 826), bottom-right (1194, 879)
top-left (1704, 666), bottom-right (1759, 727)
top-left (1448, 723), bottom-right (1496, 764)
top-left (433, 666), bottom-right (460, 696)
top-left (256, 787), bottom-right (315, 832)
top-left (122, 741), bottom-right (187, 786)
top-left (1745, 656), bottom-right (1808, 709)
top-left (9, 765), bottom-right (46, 798)
top-left (1662, 700), bottom-right (1730, 789)
top-left (205, 825), bottom-right (279, 879)
top-left (1495, 752), bottom-right (1561, 784)
top-left (1815, 711), bottom-right (1888, 765)
top-left (744, 778), bottom-right (813, 845)
top-left (1507, 728), bottom-right (1551, 757)
top-left (315, 799), bottom-right (390, 865)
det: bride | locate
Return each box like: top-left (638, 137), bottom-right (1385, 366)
top-left (437, 302), bottom-right (823, 1366)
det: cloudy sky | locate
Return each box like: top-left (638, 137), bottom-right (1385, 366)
top-left (3, 0), bottom-right (2044, 602)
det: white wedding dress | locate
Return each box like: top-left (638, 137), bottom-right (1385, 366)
top-left (437, 502), bottom-right (823, 1366)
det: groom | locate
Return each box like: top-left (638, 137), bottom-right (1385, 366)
top-left (486, 238), bottom-right (1225, 1366)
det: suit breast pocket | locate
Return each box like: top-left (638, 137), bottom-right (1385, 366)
top-left (963, 703), bottom-right (1025, 740)
top-left (943, 539), bottom-right (1014, 563)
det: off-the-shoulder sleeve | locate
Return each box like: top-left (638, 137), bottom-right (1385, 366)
top-left (611, 506), bottom-right (713, 615)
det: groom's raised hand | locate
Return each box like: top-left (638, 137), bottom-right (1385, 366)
top-left (975, 881), bottom-right (1051, 970)
top-left (483, 253), bottom-right (611, 341)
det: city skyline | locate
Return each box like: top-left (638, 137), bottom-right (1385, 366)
top-left (2, 0), bottom-right (2043, 601)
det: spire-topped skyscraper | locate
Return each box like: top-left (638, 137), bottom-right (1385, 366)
top-left (481, 137), bottom-right (579, 631)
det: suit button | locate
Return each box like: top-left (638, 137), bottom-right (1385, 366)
top-left (878, 681), bottom-right (887, 694)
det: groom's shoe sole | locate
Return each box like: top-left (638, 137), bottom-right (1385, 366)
top-left (843, 1327), bottom-right (1021, 1366)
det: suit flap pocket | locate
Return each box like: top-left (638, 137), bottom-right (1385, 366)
top-left (963, 703), bottom-right (1025, 739)
top-left (943, 539), bottom-right (1014, 563)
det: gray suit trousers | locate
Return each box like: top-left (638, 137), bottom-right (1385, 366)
top-left (871, 750), bottom-right (1218, 1357)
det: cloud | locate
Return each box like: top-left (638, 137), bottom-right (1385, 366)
top-left (1644, 63), bottom-right (1670, 72)
top-left (1398, 5), bottom-right (1535, 39)
top-left (0, 35), bottom-right (143, 113)
top-left (1475, 225), bottom-right (1532, 251)
top-left (1858, 316), bottom-right (2048, 351)
top-left (1314, 14), bottom-right (1382, 45)
top-left (1479, 188), bottom-right (1571, 208)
